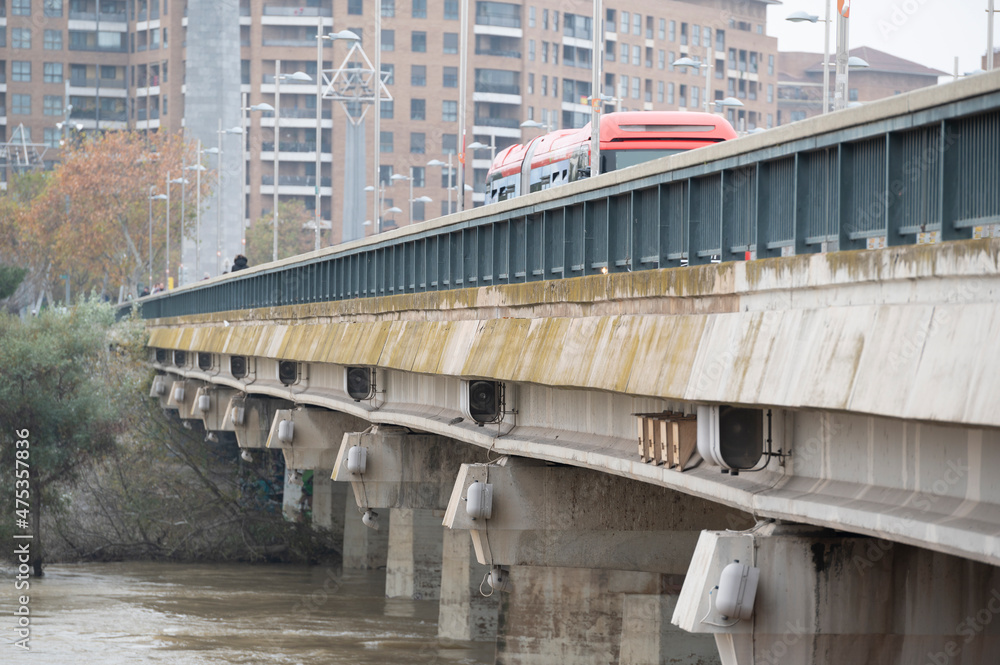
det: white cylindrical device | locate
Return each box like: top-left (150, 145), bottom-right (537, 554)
top-left (277, 419), bottom-right (294, 443)
top-left (347, 445), bottom-right (367, 475)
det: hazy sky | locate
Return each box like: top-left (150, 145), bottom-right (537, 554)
top-left (764, 0), bottom-right (995, 78)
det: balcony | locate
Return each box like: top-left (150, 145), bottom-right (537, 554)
top-left (137, 108), bottom-right (161, 121)
top-left (261, 175), bottom-right (332, 187)
top-left (262, 5), bottom-right (333, 17)
top-left (475, 48), bottom-right (521, 58)
top-left (261, 141), bottom-right (332, 152)
top-left (262, 39), bottom-right (332, 47)
top-left (473, 116), bottom-right (520, 128)
top-left (258, 108), bottom-right (332, 119)
top-left (69, 11), bottom-right (127, 22)
top-left (475, 14), bottom-right (520, 29)
top-left (70, 77), bottom-right (127, 89)
top-left (474, 84), bottom-right (520, 95)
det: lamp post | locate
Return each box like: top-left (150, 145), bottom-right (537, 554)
top-left (184, 157), bottom-right (207, 280)
top-left (467, 139), bottom-right (496, 160)
top-left (674, 53), bottom-right (713, 113)
top-left (457, 0), bottom-right (470, 212)
top-left (166, 173), bottom-right (188, 289)
top-left (590, 0), bottom-right (602, 176)
top-left (148, 190), bottom-right (167, 288)
top-left (273, 59), bottom-right (313, 262)
top-left (427, 156), bottom-right (454, 214)
top-left (989, 0), bottom-right (996, 72)
top-left (215, 124), bottom-right (243, 274)
top-left (787, 8), bottom-right (831, 113)
top-left (243, 101), bottom-right (274, 259)
top-left (389, 172), bottom-right (411, 225)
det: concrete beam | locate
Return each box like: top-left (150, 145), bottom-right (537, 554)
top-left (265, 406), bottom-right (368, 470)
top-left (230, 395), bottom-right (293, 450)
top-left (165, 379), bottom-right (208, 419)
top-left (444, 457), bottom-right (752, 573)
top-left (673, 524), bottom-right (1000, 664)
top-left (333, 427), bottom-right (480, 511)
top-left (193, 386), bottom-right (241, 432)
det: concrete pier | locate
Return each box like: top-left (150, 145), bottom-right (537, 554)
top-left (385, 508), bottom-right (445, 599)
top-left (439, 526), bottom-right (499, 641)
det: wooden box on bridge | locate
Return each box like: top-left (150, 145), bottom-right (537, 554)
top-left (636, 413), bottom-right (697, 469)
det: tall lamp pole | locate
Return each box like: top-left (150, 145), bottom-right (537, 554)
top-left (457, 0), bottom-right (469, 211)
top-left (169, 174), bottom-right (187, 288)
top-left (272, 61), bottom-right (313, 260)
top-left (590, 0), bottom-right (602, 176)
top-left (184, 158), bottom-right (206, 280)
top-left (833, 0), bottom-right (850, 111)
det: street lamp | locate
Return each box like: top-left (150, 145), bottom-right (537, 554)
top-left (214, 124), bottom-right (243, 274)
top-left (410, 195), bottom-right (433, 223)
top-left (184, 159), bottom-right (207, 279)
top-left (388, 172), bottom-right (411, 225)
top-left (673, 56), bottom-right (713, 113)
top-left (242, 101), bottom-right (274, 259)
top-left (520, 119), bottom-right (552, 131)
top-left (467, 140), bottom-right (496, 160)
top-left (364, 184), bottom-right (385, 233)
top-left (315, 28), bottom-right (361, 251)
top-left (273, 59), bottom-right (313, 261)
top-left (787, 7), bottom-right (831, 114)
top-left (427, 157), bottom-right (455, 214)
top-left (166, 174), bottom-right (188, 289)
top-left (148, 190), bottom-right (167, 288)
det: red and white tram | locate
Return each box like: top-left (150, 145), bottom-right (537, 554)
top-left (485, 111), bottom-right (737, 204)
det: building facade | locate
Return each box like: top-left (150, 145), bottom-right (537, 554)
top-left (1, 0), bottom-right (779, 281)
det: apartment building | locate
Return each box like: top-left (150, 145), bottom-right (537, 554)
top-left (1, 0), bottom-right (779, 278)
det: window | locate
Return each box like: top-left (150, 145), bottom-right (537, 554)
top-left (528, 40), bottom-right (535, 61)
top-left (0, 27), bottom-right (5, 48)
top-left (528, 73), bottom-right (534, 94)
top-left (692, 24), bottom-right (700, 46)
top-left (529, 6), bottom-right (536, 28)
top-left (620, 11), bottom-right (628, 34)
top-left (658, 50), bottom-right (665, 70)
top-left (716, 29), bottom-right (725, 52)
top-left (412, 200), bottom-right (426, 222)
top-left (552, 77), bottom-right (558, 98)
top-left (380, 131), bottom-right (393, 152)
top-left (410, 98), bottom-right (426, 120)
top-left (381, 63), bottom-right (394, 84)
top-left (543, 8), bottom-right (548, 29)
top-left (541, 75), bottom-right (548, 96)
top-left (412, 167), bottom-right (425, 187)
top-left (442, 133), bottom-right (458, 155)
top-left (631, 78), bottom-right (640, 99)
top-left (605, 41), bottom-right (614, 63)
top-left (441, 200), bottom-right (455, 216)
top-left (767, 83), bottom-right (773, 103)
top-left (542, 42), bottom-right (548, 63)
top-left (703, 27), bottom-right (711, 48)
top-left (443, 32), bottom-right (458, 54)
top-left (411, 31), bottom-right (426, 52)
top-left (348, 0), bottom-right (363, 15)
top-left (618, 75), bottom-right (628, 99)
top-left (669, 20), bottom-right (675, 42)
top-left (443, 66), bottom-right (457, 87)
top-left (658, 18), bottom-right (665, 40)
top-left (12, 94), bottom-right (32, 115)
top-left (632, 45), bottom-right (640, 66)
top-left (444, 0), bottom-right (458, 20)
top-left (411, 65), bottom-right (426, 86)
top-left (632, 13), bottom-right (641, 35)
top-left (381, 0), bottom-right (394, 18)
top-left (768, 54), bottom-right (774, 75)
top-left (44, 127), bottom-right (61, 148)
top-left (667, 82), bottom-right (674, 105)
top-left (606, 8), bottom-right (615, 30)
top-left (412, 0), bottom-right (426, 18)
top-left (657, 81), bottom-right (664, 103)
top-left (442, 100), bottom-right (457, 122)
top-left (45, 0), bottom-right (62, 17)
top-left (13, 61), bottom-right (31, 82)
top-left (44, 95), bottom-right (62, 115)
top-left (44, 62), bottom-right (63, 83)
top-left (620, 43), bottom-right (628, 62)
top-left (13, 28), bottom-right (31, 49)
top-left (691, 86), bottom-right (699, 108)
top-left (380, 165), bottom-right (394, 184)
top-left (382, 30), bottom-right (394, 50)
top-left (381, 99), bottom-right (394, 118)
top-left (410, 132), bottom-right (426, 153)
top-left (849, 88), bottom-right (859, 102)
top-left (12, 0), bottom-right (31, 15)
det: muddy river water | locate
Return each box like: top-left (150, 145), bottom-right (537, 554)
top-left (3, 562), bottom-right (494, 664)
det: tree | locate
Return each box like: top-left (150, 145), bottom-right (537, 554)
top-left (0, 173), bottom-right (48, 310)
top-left (244, 200), bottom-right (316, 266)
top-left (21, 132), bottom-right (213, 298)
top-left (0, 265), bottom-right (27, 300)
top-left (0, 299), bottom-right (138, 575)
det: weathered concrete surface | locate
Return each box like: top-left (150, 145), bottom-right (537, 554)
top-left (444, 458), bottom-right (752, 573)
top-left (333, 427), bottom-right (480, 511)
top-left (342, 502), bottom-right (388, 570)
top-left (148, 239), bottom-right (1000, 429)
top-left (229, 396), bottom-right (294, 450)
top-left (194, 386), bottom-right (240, 432)
top-left (495, 566), bottom-right (675, 665)
top-left (385, 508), bottom-right (445, 600)
top-left (265, 407), bottom-right (367, 470)
top-left (312, 472), bottom-right (347, 553)
top-left (165, 379), bottom-right (206, 419)
top-left (439, 527), bottom-right (499, 642)
top-left (674, 524), bottom-right (1000, 665)
top-left (619, 592), bottom-right (719, 665)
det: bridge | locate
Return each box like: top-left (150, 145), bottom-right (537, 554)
top-left (139, 71), bottom-right (1000, 665)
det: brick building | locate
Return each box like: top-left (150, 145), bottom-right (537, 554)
top-left (1, 0), bottom-right (779, 281)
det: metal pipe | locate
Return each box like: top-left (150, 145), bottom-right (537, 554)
top-left (315, 15), bottom-right (324, 250)
top-left (457, 0), bottom-right (469, 211)
top-left (823, 0), bottom-right (831, 113)
top-left (374, 12), bottom-right (382, 232)
top-left (274, 58), bottom-right (281, 261)
top-left (590, 0), bottom-right (601, 176)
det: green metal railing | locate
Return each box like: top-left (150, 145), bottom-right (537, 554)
top-left (135, 81), bottom-right (1000, 320)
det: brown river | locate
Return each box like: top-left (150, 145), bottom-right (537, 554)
top-left (3, 562), bottom-right (494, 664)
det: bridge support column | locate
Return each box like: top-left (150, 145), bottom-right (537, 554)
top-left (386, 508), bottom-right (445, 599)
top-left (439, 526), bottom-right (498, 641)
top-left (193, 386), bottom-right (240, 433)
top-left (619, 590), bottom-right (721, 665)
top-left (673, 524), bottom-right (1000, 665)
top-left (229, 396), bottom-right (293, 450)
top-left (342, 501), bottom-right (389, 569)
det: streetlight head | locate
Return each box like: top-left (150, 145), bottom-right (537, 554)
top-left (202, 147), bottom-right (220, 154)
top-left (467, 141), bottom-right (489, 150)
top-left (150, 194), bottom-right (168, 201)
top-left (330, 29), bottom-right (361, 41)
top-left (363, 185), bottom-right (375, 191)
top-left (363, 220), bottom-right (373, 226)
top-left (386, 206), bottom-right (403, 214)
top-left (249, 103), bottom-right (275, 112)
top-left (223, 126), bottom-right (244, 134)
top-left (185, 164), bottom-right (207, 172)
top-left (717, 97), bottom-right (745, 108)
top-left (390, 173), bottom-right (409, 181)
top-left (673, 56), bottom-right (700, 68)
top-left (520, 120), bottom-right (544, 128)
top-left (847, 56), bottom-right (870, 69)
top-left (426, 159), bottom-right (446, 166)
top-left (786, 10), bottom-right (819, 23)
top-left (56, 122), bottom-right (64, 129)
top-left (286, 71), bottom-right (313, 82)
top-left (413, 196), bottom-right (433, 203)
top-left (169, 177), bottom-right (189, 184)
top-left (75, 123), bottom-right (84, 131)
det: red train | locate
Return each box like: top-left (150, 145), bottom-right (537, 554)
top-left (485, 111), bottom-right (737, 204)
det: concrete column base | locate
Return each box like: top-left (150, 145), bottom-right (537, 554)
top-left (386, 508), bottom-right (445, 599)
top-left (495, 566), bottom-right (668, 665)
top-left (620, 591), bottom-right (720, 665)
top-left (439, 528), bottom-right (499, 642)
top-left (312, 473), bottom-right (347, 552)
top-left (342, 502), bottom-right (389, 570)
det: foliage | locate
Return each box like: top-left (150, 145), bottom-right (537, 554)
top-left (0, 299), bottom-right (135, 574)
top-left (0, 265), bottom-right (27, 300)
top-left (244, 200), bottom-right (317, 266)
top-left (18, 132), bottom-right (213, 298)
